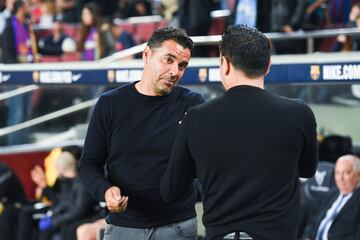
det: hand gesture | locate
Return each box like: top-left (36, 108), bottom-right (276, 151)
top-left (104, 186), bottom-right (128, 213)
top-left (31, 165), bottom-right (47, 188)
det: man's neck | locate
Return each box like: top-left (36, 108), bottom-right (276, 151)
top-left (135, 80), bottom-right (159, 96)
top-left (224, 69), bottom-right (265, 90)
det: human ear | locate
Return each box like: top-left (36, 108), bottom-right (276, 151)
top-left (265, 60), bottom-right (272, 76)
top-left (142, 46), bottom-right (151, 63)
top-left (222, 56), bottom-right (230, 76)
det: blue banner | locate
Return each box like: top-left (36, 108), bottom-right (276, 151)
top-left (1, 62), bottom-right (360, 85)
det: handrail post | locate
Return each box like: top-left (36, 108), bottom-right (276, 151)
top-left (307, 37), bottom-right (314, 53)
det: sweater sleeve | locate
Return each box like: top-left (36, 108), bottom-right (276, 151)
top-left (297, 102), bottom-right (318, 178)
top-left (160, 110), bottom-right (197, 202)
top-left (78, 96), bottom-right (112, 202)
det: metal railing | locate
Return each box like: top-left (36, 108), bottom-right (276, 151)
top-left (1, 27), bottom-right (360, 146)
top-left (102, 27), bottom-right (360, 63)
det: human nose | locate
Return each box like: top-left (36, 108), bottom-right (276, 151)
top-left (169, 63), bottom-right (179, 76)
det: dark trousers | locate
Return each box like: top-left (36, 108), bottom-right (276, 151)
top-left (17, 205), bottom-right (49, 240)
top-left (0, 205), bottom-right (22, 240)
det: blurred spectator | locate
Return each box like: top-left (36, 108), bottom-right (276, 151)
top-left (301, 154), bottom-right (360, 240)
top-left (233, 0), bottom-right (258, 27)
top-left (2, 0), bottom-right (34, 63)
top-left (56, 0), bottom-right (80, 23)
top-left (36, 151), bottom-right (96, 240)
top-left (297, 135), bottom-right (352, 237)
top-left (127, 0), bottom-right (152, 17)
top-left (111, 23), bottom-right (136, 52)
top-left (77, 2), bottom-right (114, 61)
top-left (158, 0), bottom-right (178, 27)
top-left (0, 0), bottom-right (12, 36)
top-left (88, 0), bottom-right (118, 20)
top-left (0, 0), bottom-right (11, 60)
top-left (280, 0), bottom-right (326, 32)
top-left (271, 0), bottom-right (307, 54)
top-left (301, 0), bottom-right (327, 30)
top-left (298, 161), bottom-right (337, 238)
top-left (333, 2), bottom-right (360, 51)
top-left (18, 150), bottom-right (96, 240)
top-left (37, 1), bottom-right (56, 28)
top-left (1, 0), bottom-right (34, 146)
top-left (29, 0), bottom-right (42, 24)
top-left (178, 0), bottom-right (212, 56)
top-left (328, 0), bottom-right (354, 26)
top-left (76, 218), bottom-right (106, 240)
top-left (37, 16), bottom-right (77, 56)
top-left (113, 0), bottom-right (132, 19)
top-left (113, 0), bottom-right (152, 18)
top-left (31, 147), bottom-right (62, 201)
top-left (228, 0), bottom-right (271, 33)
top-left (0, 162), bottom-right (27, 240)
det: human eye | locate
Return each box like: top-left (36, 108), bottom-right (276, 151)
top-left (163, 56), bottom-right (174, 64)
top-left (179, 62), bottom-right (188, 71)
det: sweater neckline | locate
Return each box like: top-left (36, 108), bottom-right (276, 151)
top-left (130, 81), bottom-right (175, 102)
top-left (226, 85), bottom-right (264, 94)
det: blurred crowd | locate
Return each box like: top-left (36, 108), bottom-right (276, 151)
top-left (0, 0), bottom-right (360, 64)
top-left (0, 0), bottom-right (359, 147)
top-left (1, 135), bottom-right (360, 240)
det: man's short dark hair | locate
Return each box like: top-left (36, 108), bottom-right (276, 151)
top-left (147, 27), bottom-right (194, 52)
top-left (220, 25), bottom-right (271, 78)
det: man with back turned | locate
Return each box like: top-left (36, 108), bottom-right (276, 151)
top-left (161, 25), bottom-right (318, 240)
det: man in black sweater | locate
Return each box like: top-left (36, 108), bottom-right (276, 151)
top-left (78, 27), bottom-right (205, 240)
top-left (161, 25), bottom-right (318, 240)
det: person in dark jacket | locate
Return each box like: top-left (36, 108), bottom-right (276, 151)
top-left (301, 154), bottom-right (360, 240)
top-left (1, 0), bottom-right (34, 145)
top-left (78, 27), bottom-right (205, 240)
top-left (37, 17), bottom-right (76, 56)
top-left (0, 162), bottom-right (27, 240)
top-left (17, 151), bottom-right (96, 240)
top-left (161, 25), bottom-right (318, 240)
top-left (178, 0), bottom-right (212, 56)
top-left (1, 0), bottom-right (33, 63)
top-left (36, 151), bottom-right (96, 240)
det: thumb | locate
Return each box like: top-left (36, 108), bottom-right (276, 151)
top-left (111, 187), bottom-right (122, 201)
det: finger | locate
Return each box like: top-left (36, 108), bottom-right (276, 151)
top-left (111, 188), bottom-right (122, 202)
top-left (121, 197), bottom-right (128, 211)
top-left (107, 196), bottom-right (128, 213)
top-left (105, 188), bottom-right (122, 206)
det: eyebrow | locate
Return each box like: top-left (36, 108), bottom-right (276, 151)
top-left (164, 53), bottom-right (177, 59)
top-left (164, 53), bottom-right (189, 65)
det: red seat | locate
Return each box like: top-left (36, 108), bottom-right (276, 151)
top-left (62, 24), bottom-right (81, 41)
top-left (40, 55), bottom-right (62, 62)
top-left (157, 20), bottom-right (168, 29)
top-left (61, 52), bottom-right (81, 62)
top-left (118, 22), bottom-right (135, 34)
top-left (134, 22), bottom-right (157, 43)
top-left (34, 29), bottom-right (53, 40)
top-left (208, 17), bottom-right (226, 36)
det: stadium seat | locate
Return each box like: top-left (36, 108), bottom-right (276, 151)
top-left (157, 20), bottom-right (168, 29)
top-left (40, 56), bottom-right (62, 63)
top-left (134, 22), bottom-right (157, 43)
top-left (208, 17), bottom-right (226, 36)
top-left (62, 24), bottom-right (81, 41)
top-left (61, 52), bottom-right (81, 62)
top-left (118, 22), bottom-right (135, 34)
top-left (298, 161), bottom-right (337, 237)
